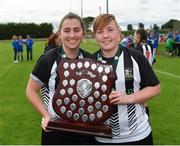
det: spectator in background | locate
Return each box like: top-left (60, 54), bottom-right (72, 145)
top-left (44, 32), bottom-right (61, 53)
top-left (165, 32), bottom-right (175, 56)
top-left (12, 35), bottom-right (19, 63)
top-left (24, 34), bottom-right (34, 60)
top-left (152, 31), bottom-right (159, 54)
top-left (174, 31), bottom-right (180, 56)
top-left (167, 31), bottom-right (173, 40)
top-left (147, 31), bottom-right (159, 64)
top-left (17, 35), bottom-right (24, 61)
top-left (134, 29), bottom-right (155, 66)
top-left (134, 28), bottom-right (155, 117)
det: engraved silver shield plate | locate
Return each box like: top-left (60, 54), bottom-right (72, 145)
top-left (88, 105), bottom-right (94, 113)
top-left (101, 94), bottom-right (108, 101)
top-left (79, 100), bottom-right (85, 107)
top-left (94, 91), bottom-right (100, 98)
top-left (91, 63), bottom-right (97, 70)
top-left (68, 87), bottom-right (73, 95)
top-left (88, 96), bottom-right (94, 104)
top-left (70, 63), bottom-right (76, 70)
top-left (56, 99), bottom-right (62, 106)
top-left (70, 103), bottom-right (76, 111)
top-left (98, 66), bottom-right (103, 73)
top-left (78, 108), bottom-right (84, 115)
top-left (63, 62), bottom-right (69, 69)
top-left (97, 111), bottom-right (103, 119)
top-left (62, 80), bottom-right (68, 87)
top-left (66, 110), bottom-right (73, 118)
top-left (102, 75), bottom-right (108, 82)
top-left (77, 62), bottom-right (83, 69)
top-left (60, 89), bottom-right (65, 96)
top-left (72, 94), bottom-right (78, 102)
top-left (73, 113), bottom-right (80, 121)
top-left (84, 61), bottom-right (90, 68)
top-left (69, 79), bottom-right (75, 86)
top-left (60, 106), bottom-right (66, 114)
top-left (101, 84), bottom-right (107, 92)
top-left (95, 101), bottom-right (101, 109)
top-left (77, 79), bottom-right (92, 98)
top-left (94, 82), bottom-right (100, 89)
top-left (105, 66), bottom-right (111, 74)
top-left (82, 114), bottom-right (88, 122)
top-left (89, 114), bottom-right (95, 121)
top-left (102, 105), bottom-right (109, 113)
top-left (64, 97), bottom-right (70, 105)
top-left (64, 71), bottom-right (69, 77)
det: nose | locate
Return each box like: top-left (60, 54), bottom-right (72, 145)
top-left (103, 31), bottom-right (108, 38)
top-left (70, 31), bottom-right (75, 37)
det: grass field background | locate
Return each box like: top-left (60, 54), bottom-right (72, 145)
top-left (0, 39), bottom-right (180, 144)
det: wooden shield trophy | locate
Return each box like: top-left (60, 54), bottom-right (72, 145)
top-left (47, 58), bottom-right (116, 138)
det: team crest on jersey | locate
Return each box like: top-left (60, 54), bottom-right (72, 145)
top-left (124, 67), bottom-right (133, 80)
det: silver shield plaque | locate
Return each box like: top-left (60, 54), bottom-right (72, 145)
top-left (77, 78), bottom-right (92, 98)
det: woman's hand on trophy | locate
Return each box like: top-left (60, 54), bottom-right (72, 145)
top-left (41, 114), bottom-right (52, 132)
top-left (109, 91), bottom-right (130, 105)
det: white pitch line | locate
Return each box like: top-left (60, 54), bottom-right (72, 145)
top-left (154, 69), bottom-right (180, 79)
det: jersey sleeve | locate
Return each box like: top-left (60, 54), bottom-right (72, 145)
top-left (138, 53), bottom-right (160, 89)
top-left (31, 55), bottom-right (50, 86)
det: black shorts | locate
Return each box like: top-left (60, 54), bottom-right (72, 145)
top-left (41, 129), bottom-right (96, 145)
top-left (94, 132), bottom-right (153, 145)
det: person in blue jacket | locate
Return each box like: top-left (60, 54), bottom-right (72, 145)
top-left (147, 31), bottom-right (159, 64)
top-left (12, 35), bottom-right (19, 63)
top-left (153, 32), bottom-right (159, 53)
top-left (17, 35), bottom-right (24, 61)
top-left (24, 34), bottom-right (34, 60)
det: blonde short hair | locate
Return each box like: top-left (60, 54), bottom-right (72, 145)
top-left (93, 14), bottom-right (119, 33)
top-left (12, 35), bottom-right (17, 40)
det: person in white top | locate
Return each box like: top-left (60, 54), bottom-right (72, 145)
top-left (92, 13), bottom-right (160, 145)
top-left (26, 12), bottom-right (96, 145)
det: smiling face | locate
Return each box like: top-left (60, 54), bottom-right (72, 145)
top-left (94, 20), bottom-right (121, 52)
top-left (93, 14), bottom-right (121, 54)
top-left (59, 18), bottom-right (84, 51)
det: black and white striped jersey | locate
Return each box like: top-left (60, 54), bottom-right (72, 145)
top-left (30, 47), bottom-right (91, 118)
top-left (135, 43), bottom-right (155, 66)
top-left (92, 47), bottom-right (159, 143)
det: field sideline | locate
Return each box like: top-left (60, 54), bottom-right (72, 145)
top-left (0, 39), bottom-right (180, 144)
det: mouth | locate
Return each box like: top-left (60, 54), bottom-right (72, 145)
top-left (68, 39), bottom-right (77, 43)
top-left (102, 40), bottom-right (111, 45)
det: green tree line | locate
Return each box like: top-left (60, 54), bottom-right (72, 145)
top-left (0, 22), bottom-right (53, 40)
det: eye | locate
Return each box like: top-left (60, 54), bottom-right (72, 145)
top-left (74, 28), bottom-right (81, 33)
top-left (96, 30), bottom-right (103, 34)
top-left (107, 28), bottom-right (113, 32)
top-left (63, 28), bottom-right (71, 33)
